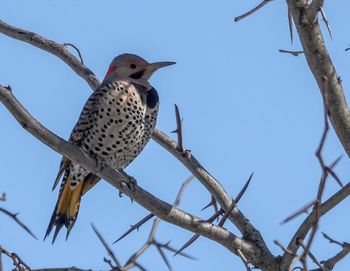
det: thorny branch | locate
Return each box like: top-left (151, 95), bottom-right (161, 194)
top-left (1, 0), bottom-right (350, 266)
top-left (234, 0), bottom-right (274, 22)
top-left (175, 172), bottom-right (253, 261)
top-left (0, 246), bottom-right (31, 271)
top-left (0, 18), bottom-right (276, 268)
top-left (171, 104), bottom-right (187, 155)
top-left (111, 176), bottom-right (196, 270)
top-left (278, 49), bottom-right (304, 57)
top-left (310, 233), bottom-right (350, 271)
top-left (0, 83), bottom-right (256, 263)
top-left (0, 207), bottom-right (37, 239)
top-left (63, 43), bottom-right (84, 64)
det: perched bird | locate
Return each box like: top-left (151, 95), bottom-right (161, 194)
top-left (45, 54), bottom-right (175, 243)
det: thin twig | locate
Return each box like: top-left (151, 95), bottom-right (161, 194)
top-left (234, 0), bottom-right (274, 22)
top-left (0, 246), bottom-right (32, 271)
top-left (237, 249), bottom-right (252, 271)
top-left (171, 104), bottom-right (189, 157)
top-left (0, 207), bottom-right (37, 239)
top-left (115, 177), bottom-right (196, 270)
top-left (218, 172), bottom-right (253, 227)
top-left (273, 240), bottom-right (295, 256)
top-left (288, 7), bottom-right (293, 43)
top-left (279, 49), bottom-right (304, 57)
top-left (319, 8), bottom-right (333, 40)
top-left (91, 224), bottom-right (121, 270)
top-left (322, 232), bottom-right (343, 247)
top-left (63, 43), bottom-right (84, 64)
top-left (113, 213), bottom-right (155, 244)
top-left (281, 200), bottom-right (316, 224)
top-left (174, 209), bottom-right (224, 256)
top-left (298, 239), bottom-right (324, 270)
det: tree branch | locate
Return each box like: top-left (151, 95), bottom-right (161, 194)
top-left (234, 0), bottom-right (274, 22)
top-left (0, 19), bottom-right (276, 269)
top-left (0, 84), bottom-right (260, 265)
top-left (0, 20), bottom-right (99, 90)
top-left (281, 182), bottom-right (350, 269)
top-left (285, 1), bottom-right (350, 158)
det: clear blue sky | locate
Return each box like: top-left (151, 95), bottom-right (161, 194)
top-left (1, 1), bottom-right (350, 270)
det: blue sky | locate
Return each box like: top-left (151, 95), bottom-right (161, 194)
top-left (1, 0), bottom-right (350, 270)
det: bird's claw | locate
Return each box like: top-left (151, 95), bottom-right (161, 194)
top-left (95, 158), bottom-right (105, 173)
top-left (119, 171), bottom-right (137, 203)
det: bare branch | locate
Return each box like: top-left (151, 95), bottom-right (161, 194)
top-left (152, 129), bottom-right (275, 266)
top-left (319, 8), bottom-right (333, 40)
top-left (286, 0), bottom-right (350, 158)
top-left (63, 43), bottom-right (84, 64)
top-left (0, 18), bottom-right (276, 269)
top-left (322, 232), bottom-right (343, 247)
top-left (288, 7), bottom-right (294, 43)
top-left (281, 200), bottom-right (316, 225)
top-left (0, 18), bottom-right (275, 267)
top-left (234, 172), bottom-right (253, 204)
top-left (0, 84), bottom-right (254, 262)
top-left (298, 240), bottom-right (324, 270)
top-left (0, 20), bottom-right (99, 90)
top-left (175, 209), bottom-right (223, 257)
top-left (308, 0), bottom-right (324, 20)
top-left (171, 104), bottom-right (186, 155)
top-left (273, 240), bottom-right (295, 256)
top-left (237, 249), bottom-right (252, 271)
top-left (0, 246), bottom-right (31, 271)
top-left (114, 175), bottom-right (193, 247)
top-left (173, 175), bottom-right (194, 206)
top-left (279, 49), bottom-right (304, 57)
top-left (311, 233), bottom-right (350, 271)
top-left (281, 182), bottom-right (350, 269)
top-left (119, 177), bottom-right (196, 270)
top-left (234, 0), bottom-right (274, 22)
top-left (113, 213), bottom-right (155, 244)
top-left (91, 224), bottom-right (121, 269)
top-left (218, 172), bottom-right (253, 227)
top-left (0, 207), bottom-right (37, 239)
top-left (201, 195), bottom-right (219, 216)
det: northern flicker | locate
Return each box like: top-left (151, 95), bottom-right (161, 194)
top-left (45, 54), bottom-right (175, 243)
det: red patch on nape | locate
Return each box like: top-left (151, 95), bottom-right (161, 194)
top-left (105, 65), bottom-right (117, 77)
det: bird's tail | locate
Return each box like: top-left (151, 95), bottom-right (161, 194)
top-left (44, 168), bottom-right (84, 243)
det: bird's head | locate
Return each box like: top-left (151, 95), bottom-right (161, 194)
top-left (102, 53), bottom-right (175, 89)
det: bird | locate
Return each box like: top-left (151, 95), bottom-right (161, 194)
top-left (45, 53), bottom-right (175, 243)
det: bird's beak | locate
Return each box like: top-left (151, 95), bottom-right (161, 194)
top-left (146, 61), bottom-right (176, 73)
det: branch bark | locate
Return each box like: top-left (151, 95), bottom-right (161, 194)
top-left (0, 18), bottom-right (277, 269)
top-left (285, 1), bottom-right (350, 158)
top-left (0, 20), bottom-right (99, 90)
top-left (281, 182), bottom-right (350, 268)
top-left (0, 84), bottom-right (264, 267)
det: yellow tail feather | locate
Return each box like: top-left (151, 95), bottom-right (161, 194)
top-left (68, 180), bottom-right (83, 220)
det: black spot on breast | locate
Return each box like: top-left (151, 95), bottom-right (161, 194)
top-left (146, 88), bottom-right (159, 108)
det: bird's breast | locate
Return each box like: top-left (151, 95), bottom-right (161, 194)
top-left (80, 81), bottom-right (158, 169)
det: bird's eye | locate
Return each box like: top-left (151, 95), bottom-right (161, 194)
top-left (130, 64), bottom-right (137, 69)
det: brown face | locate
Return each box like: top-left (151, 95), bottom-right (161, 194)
top-left (105, 54), bottom-right (149, 79)
top-left (103, 54), bottom-right (175, 89)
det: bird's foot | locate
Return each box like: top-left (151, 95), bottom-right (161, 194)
top-left (181, 149), bottom-right (192, 158)
top-left (94, 158), bottom-right (106, 174)
top-left (119, 170), bottom-right (137, 202)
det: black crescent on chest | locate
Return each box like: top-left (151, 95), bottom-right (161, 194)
top-left (134, 84), bottom-right (159, 109)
